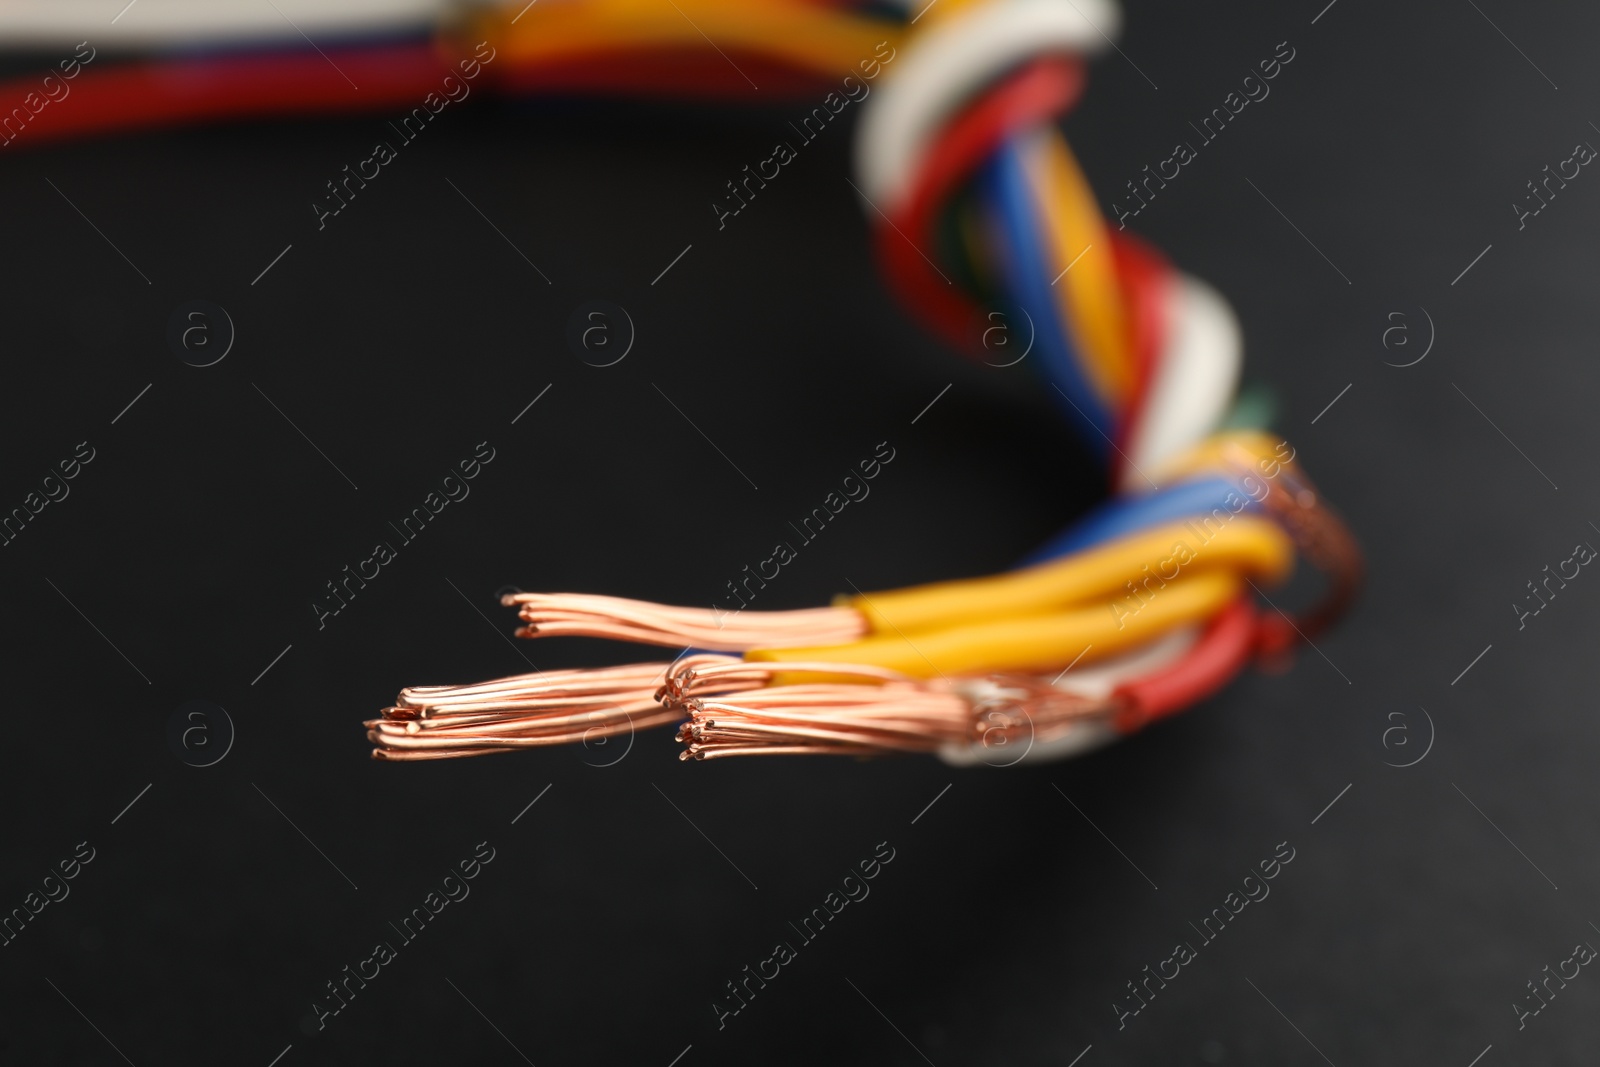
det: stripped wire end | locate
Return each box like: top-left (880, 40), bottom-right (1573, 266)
top-left (668, 668), bottom-right (1118, 762)
top-left (369, 661), bottom-right (686, 762)
top-left (674, 681), bottom-right (971, 761)
top-left (502, 592), bottom-right (866, 650)
top-left (1218, 442), bottom-right (1363, 659)
top-left (653, 653), bottom-right (772, 704)
top-left (658, 655), bottom-right (918, 704)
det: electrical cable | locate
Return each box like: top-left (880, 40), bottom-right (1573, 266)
top-left (0, 0), bottom-right (1361, 766)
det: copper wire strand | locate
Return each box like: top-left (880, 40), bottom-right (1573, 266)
top-left (370, 658), bottom-right (751, 760)
top-left (503, 592), bottom-right (865, 650)
top-left (659, 657), bottom-right (916, 704)
top-left (369, 709), bottom-right (683, 748)
top-left (374, 650), bottom-right (1123, 763)
top-left (398, 662), bottom-right (680, 711)
top-left (677, 679), bottom-right (973, 759)
top-left (674, 672), bottom-right (1118, 761)
top-left (369, 709), bottom-right (684, 758)
top-left (685, 744), bottom-right (872, 761)
top-left (1218, 442), bottom-right (1363, 650)
top-left (373, 748), bottom-right (514, 761)
top-left (372, 654), bottom-right (920, 762)
top-left (373, 696), bottom-right (668, 735)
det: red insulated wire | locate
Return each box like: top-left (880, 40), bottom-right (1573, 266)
top-left (0, 42), bottom-right (863, 154)
top-left (1112, 595), bottom-right (1257, 732)
top-left (1106, 230), bottom-right (1174, 457)
top-left (0, 43), bottom-right (455, 147)
top-left (877, 55), bottom-right (1084, 354)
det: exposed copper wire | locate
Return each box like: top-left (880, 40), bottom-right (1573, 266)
top-left (502, 592), bottom-right (865, 650)
top-left (371, 654), bottom-right (937, 762)
top-left (1219, 442), bottom-right (1363, 656)
top-left (683, 743), bottom-right (873, 761)
top-left (396, 662), bottom-right (682, 716)
top-left (374, 648), bottom-right (1130, 763)
top-left (673, 671), bottom-right (1117, 761)
top-left (375, 664), bottom-right (1143, 766)
top-left (368, 658), bottom-right (749, 761)
top-left (675, 682), bottom-right (969, 760)
top-left (659, 656), bottom-right (918, 703)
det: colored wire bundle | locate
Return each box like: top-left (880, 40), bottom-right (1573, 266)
top-left (0, 0), bottom-right (1360, 765)
top-left (425, 434), bottom-right (1358, 766)
top-left (363, 0), bottom-right (1360, 766)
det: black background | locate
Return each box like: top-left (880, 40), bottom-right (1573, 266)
top-left (3, 0), bottom-right (1599, 1063)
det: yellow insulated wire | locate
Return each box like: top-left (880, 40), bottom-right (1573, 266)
top-left (754, 570), bottom-right (1243, 679)
top-left (912, 0), bottom-right (993, 26)
top-left (485, 0), bottom-right (900, 78)
top-left (836, 515), bottom-right (1292, 636)
top-left (1025, 130), bottom-right (1134, 407)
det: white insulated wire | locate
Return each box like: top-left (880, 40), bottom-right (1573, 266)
top-left (0, 0), bottom-right (447, 49)
top-left (854, 0), bottom-right (1119, 212)
top-left (1123, 273), bottom-right (1243, 479)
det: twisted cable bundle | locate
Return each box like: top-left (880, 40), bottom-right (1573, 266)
top-left (356, 0), bottom-right (1363, 766)
top-left (0, 0), bottom-right (1358, 764)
